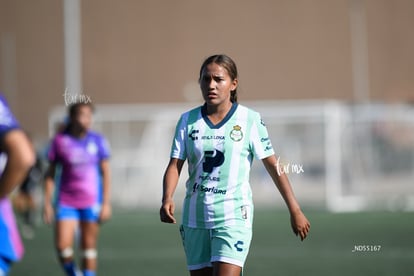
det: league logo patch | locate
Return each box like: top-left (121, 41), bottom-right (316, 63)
top-left (230, 125), bottom-right (243, 142)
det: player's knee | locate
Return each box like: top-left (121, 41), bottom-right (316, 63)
top-left (59, 247), bottom-right (74, 259)
top-left (82, 248), bottom-right (97, 259)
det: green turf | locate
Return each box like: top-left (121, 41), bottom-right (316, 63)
top-left (10, 209), bottom-right (414, 276)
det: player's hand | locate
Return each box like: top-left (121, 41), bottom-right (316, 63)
top-left (99, 203), bottom-right (112, 224)
top-left (290, 210), bottom-right (310, 241)
top-left (43, 202), bottom-right (54, 225)
top-left (160, 199), bottom-right (176, 224)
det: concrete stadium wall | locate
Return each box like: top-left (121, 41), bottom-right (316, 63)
top-left (0, 0), bottom-right (413, 143)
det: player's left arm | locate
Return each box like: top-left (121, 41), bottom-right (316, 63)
top-left (0, 129), bottom-right (35, 198)
top-left (262, 154), bottom-right (310, 241)
top-left (99, 159), bottom-right (111, 223)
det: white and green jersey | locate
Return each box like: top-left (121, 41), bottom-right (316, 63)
top-left (171, 103), bottom-right (274, 229)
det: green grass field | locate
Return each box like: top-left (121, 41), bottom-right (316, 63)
top-left (10, 209), bottom-right (414, 276)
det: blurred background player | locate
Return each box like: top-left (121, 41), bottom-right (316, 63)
top-left (43, 102), bottom-right (111, 276)
top-left (0, 93), bottom-right (35, 275)
top-left (160, 54), bottom-right (310, 276)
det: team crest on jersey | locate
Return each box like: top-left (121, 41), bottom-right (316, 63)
top-left (87, 141), bottom-right (98, 155)
top-left (230, 125), bottom-right (243, 142)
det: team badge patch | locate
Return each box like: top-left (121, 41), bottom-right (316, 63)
top-left (230, 125), bottom-right (243, 142)
top-left (87, 141), bottom-right (98, 155)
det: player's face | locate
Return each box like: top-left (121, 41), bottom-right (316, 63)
top-left (75, 105), bottom-right (93, 131)
top-left (200, 63), bottom-right (238, 107)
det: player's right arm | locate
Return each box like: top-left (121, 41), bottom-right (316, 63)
top-left (43, 162), bottom-right (56, 225)
top-left (160, 158), bottom-right (185, 224)
top-left (0, 130), bottom-right (35, 198)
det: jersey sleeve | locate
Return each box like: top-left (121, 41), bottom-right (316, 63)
top-left (97, 135), bottom-right (111, 160)
top-left (47, 136), bottom-right (59, 163)
top-left (170, 113), bottom-right (187, 160)
top-left (0, 95), bottom-right (20, 142)
top-left (250, 112), bottom-right (275, 160)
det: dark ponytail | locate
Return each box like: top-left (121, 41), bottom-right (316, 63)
top-left (230, 90), bottom-right (237, 103)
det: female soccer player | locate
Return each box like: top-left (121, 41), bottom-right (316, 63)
top-left (0, 94), bottom-right (35, 275)
top-left (43, 102), bottom-right (111, 276)
top-left (160, 54), bottom-right (310, 276)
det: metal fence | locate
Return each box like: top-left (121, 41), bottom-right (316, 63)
top-left (49, 101), bottom-right (414, 212)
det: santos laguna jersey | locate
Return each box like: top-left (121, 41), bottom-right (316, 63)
top-left (171, 103), bottom-right (274, 229)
